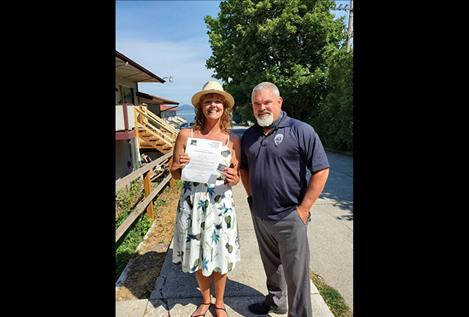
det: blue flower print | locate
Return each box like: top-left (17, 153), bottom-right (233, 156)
top-left (211, 229), bottom-right (220, 244)
top-left (218, 202), bottom-right (232, 215)
top-left (201, 257), bottom-right (209, 271)
top-left (207, 186), bottom-right (215, 198)
top-left (183, 181), bottom-right (192, 194)
top-left (198, 199), bottom-right (208, 214)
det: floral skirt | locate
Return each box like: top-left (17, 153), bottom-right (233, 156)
top-left (172, 181), bottom-right (240, 276)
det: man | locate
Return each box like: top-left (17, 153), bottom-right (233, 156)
top-left (240, 82), bottom-right (330, 316)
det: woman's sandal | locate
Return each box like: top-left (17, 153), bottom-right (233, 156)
top-left (190, 302), bottom-right (211, 317)
top-left (215, 306), bottom-right (228, 317)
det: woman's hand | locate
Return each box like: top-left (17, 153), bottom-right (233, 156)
top-left (178, 153), bottom-right (190, 167)
top-left (223, 163), bottom-right (239, 186)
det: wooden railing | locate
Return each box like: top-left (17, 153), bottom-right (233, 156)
top-left (115, 152), bottom-right (173, 243)
top-left (144, 106), bottom-right (180, 136)
top-left (134, 105), bottom-right (179, 141)
top-left (139, 120), bottom-right (174, 148)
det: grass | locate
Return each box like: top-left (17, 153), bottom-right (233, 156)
top-left (115, 179), bottom-right (182, 281)
top-left (116, 179), bottom-right (143, 221)
top-left (116, 213), bottom-right (153, 280)
top-left (311, 272), bottom-right (352, 317)
top-left (115, 178), bottom-right (153, 280)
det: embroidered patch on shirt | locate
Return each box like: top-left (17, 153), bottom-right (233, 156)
top-left (274, 133), bottom-right (284, 146)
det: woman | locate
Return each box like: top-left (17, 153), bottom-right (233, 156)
top-left (170, 81), bottom-right (240, 317)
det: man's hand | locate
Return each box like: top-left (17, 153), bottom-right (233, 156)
top-left (296, 205), bottom-right (310, 224)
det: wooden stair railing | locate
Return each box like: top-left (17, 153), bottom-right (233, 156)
top-left (135, 105), bottom-right (179, 140)
top-left (138, 124), bottom-right (173, 152)
top-left (141, 121), bottom-right (174, 145)
top-left (142, 107), bottom-right (179, 136)
top-left (134, 105), bottom-right (180, 153)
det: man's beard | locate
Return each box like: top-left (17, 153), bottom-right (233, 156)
top-left (255, 113), bottom-right (274, 127)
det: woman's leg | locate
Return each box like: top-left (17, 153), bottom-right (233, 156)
top-left (213, 272), bottom-right (228, 316)
top-left (192, 270), bottom-right (212, 316)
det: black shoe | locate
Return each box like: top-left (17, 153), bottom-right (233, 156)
top-left (248, 301), bottom-right (287, 315)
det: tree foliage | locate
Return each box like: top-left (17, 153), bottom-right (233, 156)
top-left (205, 0), bottom-right (346, 122)
top-left (314, 49), bottom-right (353, 151)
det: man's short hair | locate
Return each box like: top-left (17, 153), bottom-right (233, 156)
top-left (251, 82), bottom-right (280, 100)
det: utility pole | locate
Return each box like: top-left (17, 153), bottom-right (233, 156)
top-left (334, 0), bottom-right (353, 51)
top-left (346, 0), bottom-right (353, 51)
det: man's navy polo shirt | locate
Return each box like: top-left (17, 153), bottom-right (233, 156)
top-left (240, 112), bottom-right (329, 220)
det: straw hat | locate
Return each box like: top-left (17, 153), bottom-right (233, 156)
top-left (191, 81), bottom-right (235, 109)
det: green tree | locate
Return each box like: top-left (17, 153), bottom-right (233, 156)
top-left (205, 0), bottom-right (346, 121)
top-left (314, 49), bottom-right (353, 151)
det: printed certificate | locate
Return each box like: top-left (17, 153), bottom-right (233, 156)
top-left (181, 137), bottom-right (222, 184)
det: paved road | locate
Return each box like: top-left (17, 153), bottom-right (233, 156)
top-left (310, 151), bottom-right (353, 311)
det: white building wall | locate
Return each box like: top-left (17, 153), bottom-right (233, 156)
top-left (115, 75), bottom-right (141, 179)
top-left (116, 140), bottom-right (132, 180)
top-left (115, 105), bottom-right (136, 131)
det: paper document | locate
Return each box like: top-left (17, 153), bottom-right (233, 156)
top-left (181, 137), bottom-right (222, 184)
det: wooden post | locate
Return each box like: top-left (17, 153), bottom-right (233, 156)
top-left (137, 105), bottom-right (143, 125)
top-left (123, 104), bottom-right (129, 131)
top-left (141, 104), bottom-right (148, 126)
top-left (134, 106), bottom-right (139, 140)
top-left (143, 170), bottom-right (154, 218)
top-left (169, 157), bottom-right (174, 188)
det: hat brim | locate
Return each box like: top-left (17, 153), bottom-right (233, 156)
top-left (191, 89), bottom-right (235, 109)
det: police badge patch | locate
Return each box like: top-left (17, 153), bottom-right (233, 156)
top-left (274, 133), bottom-right (284, 146)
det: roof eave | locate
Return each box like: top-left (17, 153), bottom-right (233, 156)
top-left (116, 51), bottom-right (165, 83)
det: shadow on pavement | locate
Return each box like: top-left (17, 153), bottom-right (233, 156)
top-left (152, 248), bottom-right (267, 316)
top-left (320, 191), bottom-right (353, 216)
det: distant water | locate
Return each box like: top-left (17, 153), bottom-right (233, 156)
top-left (177, 111), bottom-right (195, 124)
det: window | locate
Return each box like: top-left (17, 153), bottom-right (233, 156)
top-left (120, 85), bottom-right (134, 105)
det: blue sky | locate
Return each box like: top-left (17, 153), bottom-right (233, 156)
top-left (116, 0), bottom-right (350, 107)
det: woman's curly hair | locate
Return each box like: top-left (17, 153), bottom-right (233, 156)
top-left (192, 93), bottom-right (232, 133)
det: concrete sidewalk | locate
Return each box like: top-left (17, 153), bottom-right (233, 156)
top-left (117, 184), bottom-right (334, 317)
